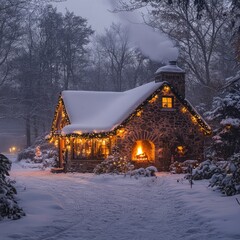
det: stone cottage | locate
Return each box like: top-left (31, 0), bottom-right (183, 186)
top-left (49, 61), bottom-right (211, 172)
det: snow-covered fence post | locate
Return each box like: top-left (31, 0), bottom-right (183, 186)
top-left (188, 164), bottom-right (193, 188)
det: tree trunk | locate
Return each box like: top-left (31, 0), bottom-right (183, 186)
top-left (26, 116), bottom-right (31, 147)
top-left (33, 116), bottom-right (38, 139)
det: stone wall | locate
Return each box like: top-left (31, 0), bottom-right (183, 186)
top-left (117, 90), bottom-right (206, 171)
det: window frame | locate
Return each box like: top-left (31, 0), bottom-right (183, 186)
top-left (161, 96), bottom-right (174, 109)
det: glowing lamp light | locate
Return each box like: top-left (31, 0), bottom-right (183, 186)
top-left (136, 110), bottom-right (142, 117)
top-left (163, 86), bottom-right (170, 92)
top-left (191, 116), bottom-right (197, 124)
top-left (9, 146), bottom-right (17, 153)
top-left (226, 125), bottom-right (231, 130)
top-left (117, 129), bottom-right (125, 136)
top-left (54, 140), bottom-right (59, 147)
top-left (181, 107), bottom-right (187, 113)
top-left (149, 94), bottom-right (158, 103)
top-left (177, 146), bottom-right (184, 153)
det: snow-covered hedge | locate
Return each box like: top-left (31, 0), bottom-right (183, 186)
top-left (190, 154), bottom-right (240, 196)
top-left (17, 135), bottom-right (58, 169)
top-left (169, 160), bottom-right (199, 174)
top-left (191, 160), bottom-right (224, 180)
top-left (208, 153), bottom-right (240, 196)
top-left (0, 154), bottom-right (25, 220)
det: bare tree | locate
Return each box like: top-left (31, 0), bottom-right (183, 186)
top-left (117, 0), bottom-right (239, 104)
top-left (94, 23), bottom-right (135, 91)
top-left (0, 0), bottom-right (63, 87)
top-left (0, 0), bottom-right (25, 86)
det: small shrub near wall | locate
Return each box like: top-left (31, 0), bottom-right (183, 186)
top-left (169, 160), bottom-right (199, 174)
top-left (94, 155), bottom-right (133, 174)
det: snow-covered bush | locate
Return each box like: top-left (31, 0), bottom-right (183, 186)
top-left (209, 153), bottom-right (240, 196)
top-left (94, 155), bottom-right (132, 175)
top-left (191, 160), bottom-right (224, 180)
top-left (187, 154), bottom-right (240, 196)
top-left (169, 160), bottom-right (199, 174)
top-left (17, 134), bottom-right (58, 169)
top-left (127, 166), bottom-right (157, 179)
top-left (0, 154), bottom-right (25, 220)
top-left (94, 146), bottom-right (133, 174)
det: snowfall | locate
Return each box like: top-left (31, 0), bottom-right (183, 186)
top-left (1, 155), bottom-right (240, 240)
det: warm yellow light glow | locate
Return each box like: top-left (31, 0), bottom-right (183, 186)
top-left (149, 94), bottom-right (158, 103)
top-left (117, 129), bottom-right (125, 136)
top-left (9, 146), bottom-right (17, 153)
top-left (54, 141), bottom-right (58, 147)
top-left (134, 141), bottom-right (149, 161)
top-left (181, 107), bottom-right (187, 113)
top-left (137, 145), bottom-right (143, 155)
top-left (177, 146), bottom-right (184, 153)
top-left (191, 116), bottom-right (197, 124)
top-left (163, 86), bottom-right (170, 92)
top-left (162, 97), bottom-right (173, 108)
top-left (136, 110), bottom-right (142, 117)
top-left (176, 145), bottom-right (186, 156)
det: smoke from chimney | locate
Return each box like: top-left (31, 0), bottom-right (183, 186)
top-left (107, 0), bottom-right (178, 62)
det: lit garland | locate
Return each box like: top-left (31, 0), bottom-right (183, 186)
top-left (50, 95), bottom-right (70, 135)
top-left (168, 85), bottom-right (212, 135)
top-left (49, 82), bottom-right (212, 141)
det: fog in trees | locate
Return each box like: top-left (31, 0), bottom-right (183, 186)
top-left (0, 0), bottom-right (239, 151)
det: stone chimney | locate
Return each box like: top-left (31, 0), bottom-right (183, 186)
top-left (155, 61), bottom-right (185, 98)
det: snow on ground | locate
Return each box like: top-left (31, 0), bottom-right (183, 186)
top-left (1, 155), bottom-right (240, 240)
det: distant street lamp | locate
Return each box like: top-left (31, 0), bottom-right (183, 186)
top-left (9, 146), bottom-right (17, 153)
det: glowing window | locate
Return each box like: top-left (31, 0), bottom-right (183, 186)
top-left (162, 97), bottom-right (173, 108)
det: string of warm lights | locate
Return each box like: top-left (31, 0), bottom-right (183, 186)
top-left (168, 85), bottom-right (212, 135)
top-left (50, 96), bottom-right (70, 135)
top-left (49, 82), bottom-right (212, 142)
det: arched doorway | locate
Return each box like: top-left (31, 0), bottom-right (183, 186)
top-left (131, 140), bottom-right (155, 162)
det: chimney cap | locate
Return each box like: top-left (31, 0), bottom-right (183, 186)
top-left (155, 61), bottom-right (185, 75)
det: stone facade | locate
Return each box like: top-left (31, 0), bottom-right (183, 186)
top-left (117, 90), bottom-right (205, 171)
top-left (51, 61), bottom-right (210, 172)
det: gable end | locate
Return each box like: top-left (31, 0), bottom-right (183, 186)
top-left (50, 95), bottom-right (71, 137)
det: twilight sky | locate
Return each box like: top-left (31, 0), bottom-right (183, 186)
top-left (54, 0), bottom-right (178, 62)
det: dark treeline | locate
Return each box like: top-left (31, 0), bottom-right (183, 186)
top-left (0, 0), bottom-right (239, 147)
top-left (0, 1), bottom-right (159, 147)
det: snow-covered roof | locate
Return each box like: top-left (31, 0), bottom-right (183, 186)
top-left (61, 81), bottom-right (163, 134)
top-left (155, 61), bottom-right (185, 74)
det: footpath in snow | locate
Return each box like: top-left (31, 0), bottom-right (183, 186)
top-left (0, 156), bottom-right (240, 240)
